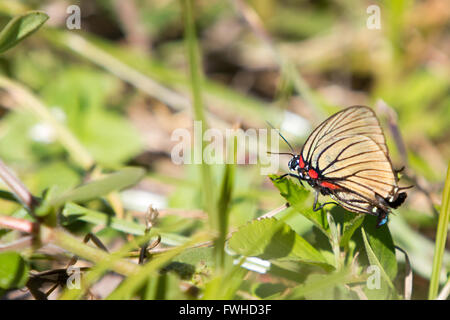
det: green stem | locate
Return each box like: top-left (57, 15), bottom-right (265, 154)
top-left (181, 1), bottom-right (217, 232)
top-left (428, 162), bottom-right (450, 299)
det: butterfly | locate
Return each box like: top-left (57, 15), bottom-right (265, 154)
top-left (273, 106), bottom-right (411, 227)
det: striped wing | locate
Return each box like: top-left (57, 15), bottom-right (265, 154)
top-left (315, 134), bottom-right (397, 212)
top-left (301, 106), bottom-right (388, 164)
top-left (300, 106), bottom-right (400, 215)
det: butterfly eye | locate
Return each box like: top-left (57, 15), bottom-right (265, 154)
top-left (288, 156), bottom-right (299, 171)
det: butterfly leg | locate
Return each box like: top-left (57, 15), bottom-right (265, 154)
top-left (272, 173), bottom-right (304, 186)
top-left (394, 166), bottom-right (405, 174)
top-left (312, 191), bottom-right (335, 211)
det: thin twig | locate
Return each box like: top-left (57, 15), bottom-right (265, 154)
top-left (436, 277), bottom-right (450, 300)
top-left (132, 208), bottom-right (207, 220)
top-left (257, 203), bottom-right (289, 220)
top-left (395, 246), bottom-right (413, 300)
top-left (0, 215), bottom-right (37, 234)
top-left (345, 284), bottom-right (368, 300)
top-left (0, 159), bottom-right (35, 210)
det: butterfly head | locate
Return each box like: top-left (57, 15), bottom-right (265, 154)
top-left (288, 155), bottom-right (306, 179)
top-left (288, 155), bottom-right (299, 171)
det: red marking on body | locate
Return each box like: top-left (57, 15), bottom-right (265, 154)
top-left (299, 155), bottom-right (305, 168)
top-left (320, 181), bottom-right (340, 190)
top-left (308, 168), bottom-right (318, 179)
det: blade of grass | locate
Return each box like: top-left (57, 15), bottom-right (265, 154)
top-left (216, 163), bottom-right (234, 269)
top-left (181, 0), bottom-right (217, 237)
top-left (428, 162), bottom-right (450, 299)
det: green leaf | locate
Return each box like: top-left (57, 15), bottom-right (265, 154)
top-left (361, 225), bottom-right (399, 299)
top-left (0, 252), bottom-right (29, 289)
top-left (173, 246), bottom-right (215, 267)
top-left (0, 111), bottom-right (40, 163)
top-left (0, 190), bottom-right (20, 204)
top-left (62, 203), bottom-right (190, 246)
top-left (286, 268), bottom-right (352, 299)
top-left (62, 202), bottom-right (146, 235)
top-left (0, 11), bottom-right (49, 53)
top-left (229, 218), bottom-right (332, 270)
top-left (25, 161), bottom-right (81, 197)
top-left (35, 167), bottom-right (145, 217)
top-left (202, 267), bottom-right (247, 300)
top-left (362, 218), bottom-right (398, 280)
top-left (48, 167), bottom-right (145, 208)
top-left (39, 67), bottom-right (142, 166)
top-left (270, 174), bottom-right (329, 235)
top-left (340, 215), bottom-right (364, 248)
top-left (81, 110), bottom-right (143, 166)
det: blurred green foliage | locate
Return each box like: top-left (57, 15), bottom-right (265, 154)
top-left (0, 0), bottom-right (449, 301)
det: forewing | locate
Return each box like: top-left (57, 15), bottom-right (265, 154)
top-left (301, 106), bottom-right (388, 164)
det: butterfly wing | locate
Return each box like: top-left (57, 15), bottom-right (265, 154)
top-left (300, 106), bottom-right (404, 218)
top-left (316, 134), bottom-right (398, 214)
top-left (301, 106), bottom-right (389, 164)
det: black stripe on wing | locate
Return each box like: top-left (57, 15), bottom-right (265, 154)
top-left (322, 159), bottom-right (391, 176)
top-left (316, 139), bottom-right (369, 172)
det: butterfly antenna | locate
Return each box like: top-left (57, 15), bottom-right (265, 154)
top-left (266, 121), bottom-right (295, 153)
top-left (267, 151), bottom-right (294, 156)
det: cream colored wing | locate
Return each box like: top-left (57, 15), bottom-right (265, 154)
top-left (315, 134), bottom-right (397, 206)
top-left (301, 106), bottom-right (389, 165)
